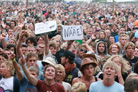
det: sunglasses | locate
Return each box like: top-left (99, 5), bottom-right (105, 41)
top-left (80, 49), bottom-right (87, 53)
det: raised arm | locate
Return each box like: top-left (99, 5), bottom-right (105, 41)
top-left (20, 54), bottom-right (38, 86)
top-left (10, 53), bottom-right (24, 80)
top-left (0, 33), bottom-right (7, 49)
top-left (44, 34), bottom-right (49, 56)
top-left (117, 65), bottom-right (124, 85)
top-left (85, 33), bottom-right (96, 44)
top-left (84, 43), bottom-right (94, 52)
top-left (66, 40), bottom-right (74, 50)
top-left (16, 31), bottom-right (25, 59)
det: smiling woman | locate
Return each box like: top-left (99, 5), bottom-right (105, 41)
top-left (0, 61), bottom-right (20, 92)
top-left (55, 64), bottom-right (71, 92)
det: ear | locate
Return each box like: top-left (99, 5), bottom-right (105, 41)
top-left (66, 58), bottom-right (69, 63)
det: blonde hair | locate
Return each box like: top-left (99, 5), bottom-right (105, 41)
top-left (71, 82), bottom-right (87, 92)
top-left (126, 73), bottom-right (138, 80)
top-left (107, 55), bottom-right (130, 74)
top-left (60, 42), bottom-right (67, 49)
top-left (1, 61), bottom-right (15, 75)
top-left (7, 38), bottom-right (17, 45)
top-left (55, 64), bottom-right (66, 78)
top-left (102, 61), bottom-right (118, 74)
top-left (13, 26), bottom-right (21, 32)
top-left (119, 34), bottom-right (129, 41)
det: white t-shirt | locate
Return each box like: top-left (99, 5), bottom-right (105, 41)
top-left (0, 76), bottom-right (13, 91)
top-left (62, 81), bottom-right (71, 92)
top-left (43, 50), bottom-right (57, 63)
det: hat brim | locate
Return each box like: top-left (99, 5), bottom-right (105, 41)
top-left (79, 62), bottom-right (97, 71)
top-left (83, 54), bottom-right (97, 61)
top-left (42, 60), bottom-right (55, 67)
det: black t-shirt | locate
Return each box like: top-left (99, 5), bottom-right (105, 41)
top-left (123, 55), bottom-right (138, 64)
top-left (98, 72), bottom-right (128, 83)
top-left (123, 55), bottom-right (138, 70)
top-left (64, 67), bottom-right (79, 85)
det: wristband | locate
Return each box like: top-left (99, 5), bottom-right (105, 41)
top-left (12, 58), bottom-right (16, 62)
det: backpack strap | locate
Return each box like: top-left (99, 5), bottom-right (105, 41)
top-left (95, 76), bottom-right (98, 81)
top-left (0, 75), bottom-right (2, 80)
top-left (13, 76), bottom-right (20, 92)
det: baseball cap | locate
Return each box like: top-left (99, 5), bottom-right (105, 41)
top-left (61, 50), bottom-right (75, 60)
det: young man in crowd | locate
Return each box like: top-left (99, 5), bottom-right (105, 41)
top-left (89, 61), bottom-right (124, 92)
top-left (123, 42), bottom-right (138, 70)
top-left (61, 50), bottom-right (79, 85)
top-left (20, 53), bottom-right (66, 92)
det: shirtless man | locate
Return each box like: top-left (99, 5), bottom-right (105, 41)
top-left (72, 58), bottom-right (100, 92)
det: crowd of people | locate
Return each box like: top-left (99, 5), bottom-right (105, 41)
top-left (0, 1), bottom-right (138, 92)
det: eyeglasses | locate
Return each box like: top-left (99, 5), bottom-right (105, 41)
top-left (80, 49), bottom-right (87, 53)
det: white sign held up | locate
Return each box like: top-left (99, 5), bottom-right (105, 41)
top-left (62, 25), bottom-right (83, 40)
top-left (35, 21), bottom-right (57, 35)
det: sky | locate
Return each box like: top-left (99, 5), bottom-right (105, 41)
top-left (64, 0), bottom-right (137, 2)
top-left (107, 0), bottom-right (137, 2)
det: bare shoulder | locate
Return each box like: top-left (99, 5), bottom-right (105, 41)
top-left (72, 77), bottom-right (82, 85)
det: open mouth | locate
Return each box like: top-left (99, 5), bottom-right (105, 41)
top-left (106, 73), bottom-right (111, 76)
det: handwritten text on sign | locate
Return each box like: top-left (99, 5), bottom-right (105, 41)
top-left (62, 25), bottom-right (83, 40)
top-left (35, 21), bottom-right (57, 35)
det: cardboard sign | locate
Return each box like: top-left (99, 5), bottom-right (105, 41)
top-left (35, 21), bottom-right (57, 35)
top-left (62, 25), bottom-right (83, 40)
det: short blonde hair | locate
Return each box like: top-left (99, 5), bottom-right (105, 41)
top-left (1, 61), bottom-right (15, 75)
top-left (119, 34), bottom-right (129, 41)
top-left (126, 73), bottom-right (138, 80)
top-left (71, 82), bottom-right (87, 92)
top-left (107, 55), bottom-right (130, 74)
top-left (60, 42), bottom-right (67, 49)
top-left (55, 64), bottom-right (66, 78)
top-left (102, 61), bottom-right (118, 74)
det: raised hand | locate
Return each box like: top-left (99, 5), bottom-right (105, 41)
top-left (18, 22), bottom-right (25, 28)
top-left (1, 21), bottom-right (6, 29)
top-left (0, 48), bottom-right (3, 54)
top-left (19, 31), bottom-right (26, 40)
top-left (19, 54), bottom-right (26, 66)
top-left (10, 53), bottom-right (16, 60)
top-left (0, 33), bottom-right (6, 40)
top-left (91, 33), bottom-right (96, 40)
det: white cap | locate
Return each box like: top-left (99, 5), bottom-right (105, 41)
top-left (42, 57), bottom-right (56, 67)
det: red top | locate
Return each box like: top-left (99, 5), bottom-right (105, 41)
top-left (36, 80), bottom-right (66, 92)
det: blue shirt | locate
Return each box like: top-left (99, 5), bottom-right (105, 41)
top-left (20, 77), bottom-right (37, 92)
top-left (89, 80), bottom-right (124, 92)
